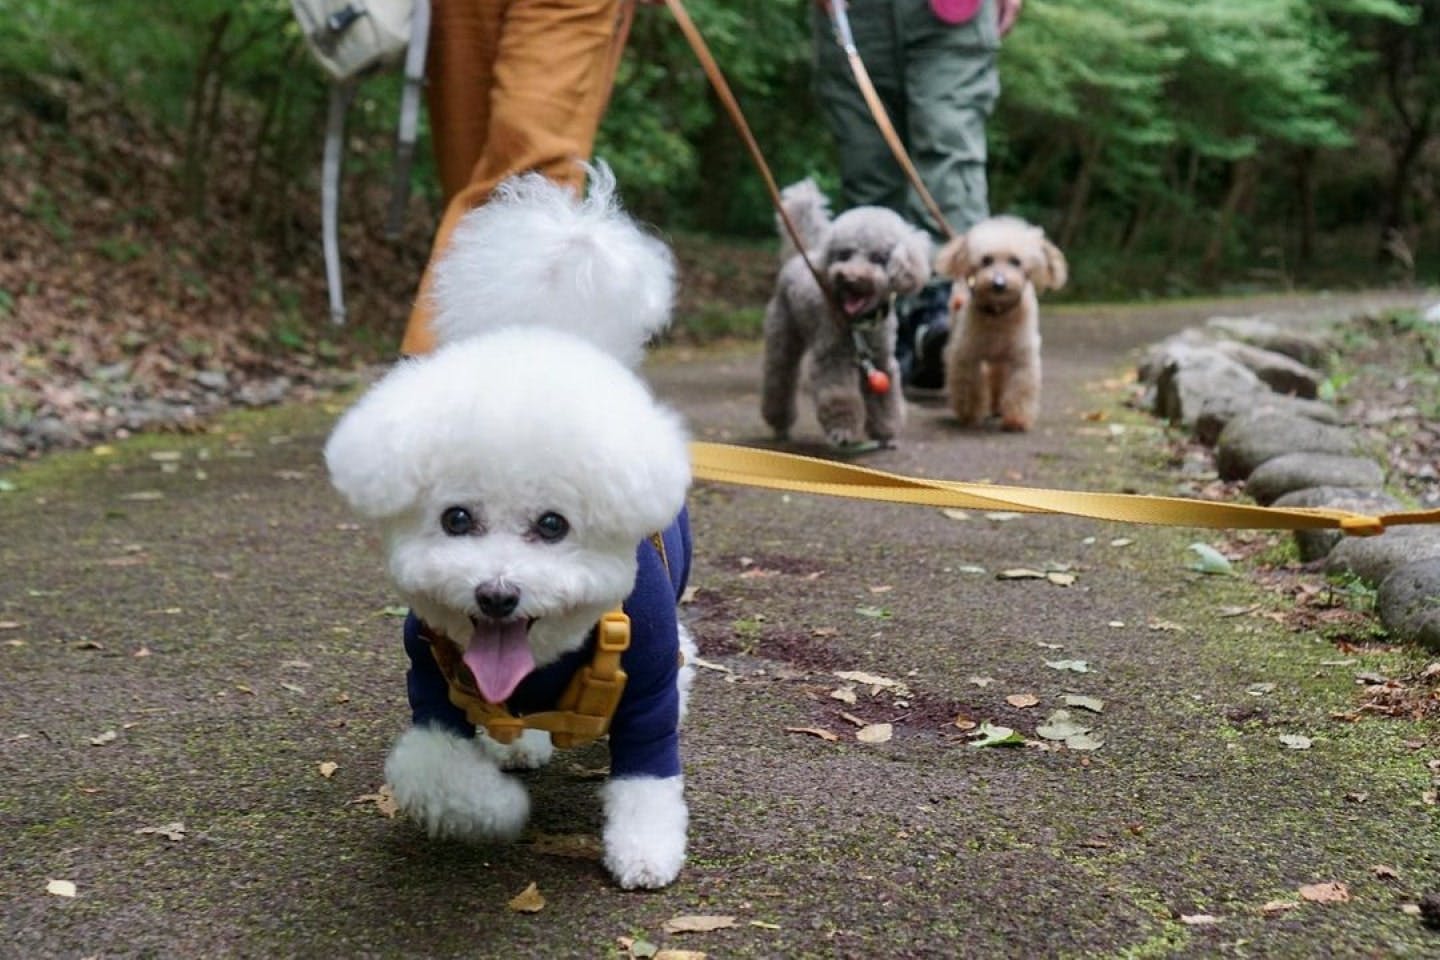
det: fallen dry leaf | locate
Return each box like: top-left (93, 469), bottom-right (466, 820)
top-left (691, 656), bottom-right (733, 675)
top-left (135, 821), bottom-right (186, 841)
top-left (528, 832), bottom-right (602, 860)
top-left (1372, 865), bottom-right (1400, 881)
top-left (1260, 900), bottom-right (1300, 915)
top-left (507, 882), bottom-right (545, 913)
top-left (318, 761), bottom-right (339, 779)
top-left (662, 915), bottom-right (737, 935)
top-left (833, 670), bottom-right (904, 692)
top-left (1279, 735), bottom-right (1313, 750)
top-left (654, 951), bottom-right (707, 960)
top-left (1180, 914), bottom-right (1221, 926)
top-left (1298, 882), bottom-right (1350, 903)
top-left (46, 879), bottom-right (77, 898)
top-left (998, 568), bottom-right (1047, 580)
top-left (784, 726), bottom-right (839, 742)
top-left (617, 936), bottom-right (658, 959)
top-left (350, 785), bottom-right (398, 818)
top-left (89, 730), bottom-right (117, 746)
top-left (829, 686), bottom-right (857, 705)
top-left (1005, 693), bottom-right (1040, 709)
top-left (856, 723), bottom-right (893, 744)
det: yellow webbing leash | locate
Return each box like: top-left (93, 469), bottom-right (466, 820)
top-left (690, 442), bottom-right (1440, 536)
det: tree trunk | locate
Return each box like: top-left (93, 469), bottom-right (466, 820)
top-left (183, 12), bottom-right (233, 218)
top-left (1118, 198), bottom-right (1149, 254)
top-left (1056, 135), bottom-right (1100, 250)
top-left (1201, 157), bottom-right (1257, 283)
top-left (1164, 148), bottom-right (1201, 269)
top-left (1294, 148), bottom-right (1316, 268)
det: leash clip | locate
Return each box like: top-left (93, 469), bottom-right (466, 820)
top-left (1339, 515), bottom-right (1385, 537)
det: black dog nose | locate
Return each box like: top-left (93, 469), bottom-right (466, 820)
top-left (474, 583), bottom-right (520, 619)
top-left (991, 275), bottom-right (1008, 291)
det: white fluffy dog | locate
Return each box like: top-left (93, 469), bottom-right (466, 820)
top-left (325, 167), bottom-right (696, 890)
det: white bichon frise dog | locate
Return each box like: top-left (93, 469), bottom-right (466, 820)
top-left (324, 166), bottom-right (696, 890)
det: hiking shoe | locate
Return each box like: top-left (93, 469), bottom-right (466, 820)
top-left (909, 315), bottom-right (949, 390)
top-left (896, 280), bottom-right (951, 390)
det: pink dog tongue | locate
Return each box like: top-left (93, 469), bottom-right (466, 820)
top-left (463, 620), bottom-right (535, 704)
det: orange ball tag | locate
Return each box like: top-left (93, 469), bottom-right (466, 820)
top-left (866, 368), bottom-right (891, 394)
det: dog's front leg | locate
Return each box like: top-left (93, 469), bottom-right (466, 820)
top-left (946, 345), bottom-right (988, 426)
top-left (997, 356), bottom-right (1040, 432)
top-left (601, 775), bottom-right (688, 890)
top-left (761, 299), bottom-right (805, 440)
top-left (811, 347), bottom-right (866, 446)
top-left (385, 725), bottom-right (531, 841)
top-left (862, 354), bottom-right (906, 446)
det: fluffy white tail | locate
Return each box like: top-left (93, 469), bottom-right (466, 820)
top-left (776, 178), bottom-right (832, 264)
top-left (428, 163), bottom-right (675, 368)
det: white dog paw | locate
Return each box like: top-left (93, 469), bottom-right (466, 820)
top-left (483, 728), bottom-right (554, 771)
top-left (384, 725), bottom-right (530, 841)
top-left (676, 623), bottom-right (698, 725)
top-left (601, 776), bottom-right (688, 890)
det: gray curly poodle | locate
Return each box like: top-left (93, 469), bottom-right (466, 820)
top-left (761, 180), bottom-right (932, 448)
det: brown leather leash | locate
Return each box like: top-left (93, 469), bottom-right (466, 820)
top-left (658, 0), bottom-right (843, 324)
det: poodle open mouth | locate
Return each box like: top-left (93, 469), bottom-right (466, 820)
top-left (464, 614), bottom-right (537, 703)
top-left (833, 281), bottom-right (881, 318)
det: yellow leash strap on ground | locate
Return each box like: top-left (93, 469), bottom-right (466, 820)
top-left (690, 442), bottom-right (1440, 536)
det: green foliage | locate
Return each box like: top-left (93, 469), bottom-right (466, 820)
top-left (0, 0), bottom-right (1434, 290)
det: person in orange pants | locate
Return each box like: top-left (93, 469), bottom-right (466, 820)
top-left (400, 0), bottom-right (625, 356)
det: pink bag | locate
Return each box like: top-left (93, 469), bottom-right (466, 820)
top-left (929, 0), bottom-right (982, 24)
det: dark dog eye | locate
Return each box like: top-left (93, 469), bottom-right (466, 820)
top-left (440, 506), bottom-right (474, 536)
top-left (868, 250), bottom-right (888, 265)
top-left (980, 255), bottom-right (994, 266)
top-left (532, 511), bottom-right (569, 543)
top-left (831, 247), bottom-right (852, 262)
top-left (1009, 256), bottom-right (1022, 268)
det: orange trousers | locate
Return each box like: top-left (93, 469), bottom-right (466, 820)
top-left (400, 0), bottom-right (623, 356)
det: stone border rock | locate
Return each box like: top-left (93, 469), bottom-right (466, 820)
top-left (1135, 310), bottom-right (1440, 652)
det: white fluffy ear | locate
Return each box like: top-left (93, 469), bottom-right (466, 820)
top-left (428, 162), bottom-right (675, 368)
top-left (323, 362), bottom-right (427, 519)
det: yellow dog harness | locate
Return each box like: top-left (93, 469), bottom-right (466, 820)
top-left (418, 532), bottom-right (673, 749)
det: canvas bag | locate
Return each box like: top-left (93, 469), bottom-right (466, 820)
top-left (291, 0), bottom-right (431, 323)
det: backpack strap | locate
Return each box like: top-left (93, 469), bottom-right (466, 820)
top-left (386, 0), bottom-right (431, 238)
top-left (321, 77), bottom-right (360, 325)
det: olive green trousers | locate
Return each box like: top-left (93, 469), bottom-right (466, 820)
top-left (811, 0), bottom-right (1000, 240)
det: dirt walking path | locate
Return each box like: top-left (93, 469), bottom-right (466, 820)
top-left (3, 293), bottom-right (1437, 959)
